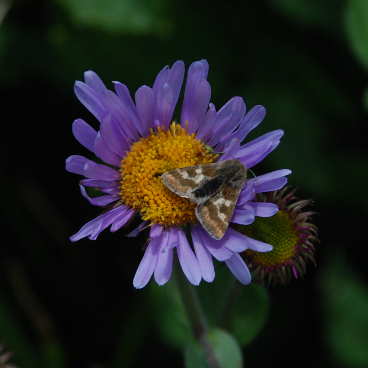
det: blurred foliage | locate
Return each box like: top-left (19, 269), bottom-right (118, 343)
top-left (345, 0), bottom-right (368, 69)
top-left (270, 0), bottom-right (344, 31)
top-left (321, 253), bottom-right (368, 367)
top-left (150, 265), bottom-right (269, 352)
top-left (59, 0), bottom-right (172, 36)
top-left (198, 266), bottom-right (269, 347)
top-left (149, 281), bottom-right (193, 350)
top-left (0, 295), bottom-right (39, 367)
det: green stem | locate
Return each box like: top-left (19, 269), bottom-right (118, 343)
top-left (175, 268), bottom-right (222, 368)
top-left (175, 269), bottom-right (207, 339)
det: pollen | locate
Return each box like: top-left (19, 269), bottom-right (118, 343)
top-left (241, 211), bottom-right (299, 267)
top-left (120, 123), bottom-right (217, 226)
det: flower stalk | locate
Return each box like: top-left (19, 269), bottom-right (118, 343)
top-left (175, 267), bottom-right (222, 368)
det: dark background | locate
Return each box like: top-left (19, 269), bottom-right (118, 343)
top-left (1, 0), bottom-right (368, 367)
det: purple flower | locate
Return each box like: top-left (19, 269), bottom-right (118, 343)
top-left (66, 60), bottom-right (291, 288)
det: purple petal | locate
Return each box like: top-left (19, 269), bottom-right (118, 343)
top-left (242, 234), bottom-right (273, 252)
top-left (222, 228), bottom-right (253, 253)
top-left (249, 202), bottom-right (279, 217)
top-left (193, 226), bottom-right (233, 261)
top-left (236, 130), bottom-right (284, 168)
top-left (167, 60), bottom-right (185, 103)
top-left (209, 97), bottom-right (246, 146)
top-left (181, 60), bottom-right (211, 133)
top-left (191, 228), bottom-right (215, 282)
top-left (74, 81), bottom-right (106, 122)
top-left (109, 84), bottom-right (146, 137)
top-left (153, 65), bottom-right (169, 91)
top-left (66, 155), bottom-right (89, 176)
top-left (104, 90), bottom-right (140, 142)
top-left (111, 82), bottom-right (141, 141)
top-left (80, 179), bottom-right (119, 196)
top-left (79, 185), bottom-right (119, 206)
top-left (195, 103), bottom-right (217, 142)
top-left (110, 208), bottom-right (135, 232)
top-left (84, 70), bottom-right (107, 95)
top-left (215, 97), bottom-right (246, 132)
top-left (94, 132), bottom-right (121, 166)
top-left (248, 169), bottom-right (292, 193)
top-left (219, 138), bottom-right (241, 161)
top-left (113, 81), bottom-right (137, 113)
top-left (154, 229), bottom-right (176, 285)
top-left (153, 61), bottom-right (185, 129)
top-left (126, 221), bottom-right (149, 237)
top-left (80, 179), bottom-right (119, 188)
top-left (155, 83), bottom-right (174, 128)
top-left (263, 177), bottom-right (288, 192)
top-left (70, 205), bottom-right (131, 241)
top-left (135, 85), bottom-right (155, 136)
top-left (155, 245), bottom-right (174, 286)
top-left (66, 155), bottom-right (119, 181)
top-left (232, 105), bottom-right (266, 142)
top-left (133, 237), bottom-right (160, 289)
top-left (83, 160), bottom-right (120, 181)
top-left (72, 119), bottom-right (97, 152)
top-left (183, 79), bottom-right (211, 134)
top-left (231, 206), bottom-right (255, 225)
top-left (176, 229), bottom-right (201, 285)
top-left (150, 224), bottom-right (164, 238)
top-left (100, 114), bottom-right (129, 158)
top-left (237, 182), bottom-right (256, 207)
top-left (225, 254), bottom-right (251, 285)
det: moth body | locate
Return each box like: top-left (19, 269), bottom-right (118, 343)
top-left (161, 159), bottom-right (247, 240)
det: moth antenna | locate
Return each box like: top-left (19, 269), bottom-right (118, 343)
top-left (248, 168), bottom-right (257, 178)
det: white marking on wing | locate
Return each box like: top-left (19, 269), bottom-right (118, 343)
top-left (218, 212), bottom-right (226, 221)
top-left (213, 197), bottom-right (225, 206)
top-left (195, 168), bottom-right (202, 174)
top-left (224, 200), bottom-right (232, 207)
top-left (194, 174), bottom-right (205, 184)
top-left (181, 171), bottom-right (189, 179)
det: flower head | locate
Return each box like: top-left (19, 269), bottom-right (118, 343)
top-left (66, 60), bottom-right (291, 288)
top-left (237, 187), bottom-right (318, 285)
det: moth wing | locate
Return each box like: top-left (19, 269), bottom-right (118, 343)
top-left (161, 163), bottom-right (220, 199)
top-left (195, 183), bottom-right (243, 240)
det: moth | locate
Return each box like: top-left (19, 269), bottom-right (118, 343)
top-left (161, 159), bottom-right (247, 240)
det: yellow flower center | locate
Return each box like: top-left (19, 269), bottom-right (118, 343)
top-left (237, 211), bottom-right (299, 267)
top-left (120, 123), bottom-right (217, 226)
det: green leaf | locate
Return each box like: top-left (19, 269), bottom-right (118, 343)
top-left (59, 0), bottom-right (172, 36)
top-left (185, 328), bottom-right (243, 368)
top-left (227, 284), bottom-right (269, 346)
top-left (199, 265), bottom-right (269, 346)
top-left (321, 253), bottom-right (368, 367)
top-left (149, 282), bottom-right (193, 349)
top-left (345, 0), bottom-right (368, 68)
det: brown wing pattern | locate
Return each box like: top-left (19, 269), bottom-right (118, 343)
top-left (196, 183), bottom-right (243, 240)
